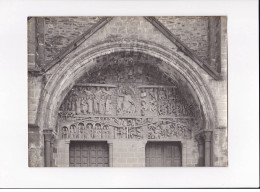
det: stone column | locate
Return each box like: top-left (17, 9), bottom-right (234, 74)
top-left (50, 137), bottom-right (55, 167)
top-left (181, 141), bottom-right (187, 167)
top-left (204, 131), bottom-right (213, 167)
top-left (107, 140), bottom-right (113, 167)
top-left (64, 140), bottom-right (70, 167)
top-left (43, 129), bottom-right (54, 167)
top-left (196, 135), bottom-right (205, 166)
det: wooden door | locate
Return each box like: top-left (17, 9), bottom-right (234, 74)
top-left (69, 141), bottom-right (109, 167)
top-left (145, 142), bottom-right (182, 167)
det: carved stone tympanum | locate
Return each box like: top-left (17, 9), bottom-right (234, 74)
top-left (58, 54), bottom-right (202, 141)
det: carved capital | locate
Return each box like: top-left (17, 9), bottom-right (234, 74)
top-left (203, 131), bottom-right (213, 142)
top-left (43, 129), bottom-right (54, 142)
top-left (195, 134), bottom-right (204, 145)
top-left (107, 140), bottom-right (113, 144)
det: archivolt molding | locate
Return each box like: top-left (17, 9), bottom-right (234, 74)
top-left (37, 40), bottom-right (217, 134)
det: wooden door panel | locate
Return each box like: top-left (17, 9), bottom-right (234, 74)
top-left (69, 141), bottom-right (109, 167)
top-left (145, 142), bottom-right (182, 167)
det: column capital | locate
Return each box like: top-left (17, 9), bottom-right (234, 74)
top-left (203, 131), bottom-right (213, 142)
top-left (43, 129), bottom-right (55, 141)
top-left (107, 140), bottom-right (113, 144)
top-left (195, 134), bottom-right (204, 144)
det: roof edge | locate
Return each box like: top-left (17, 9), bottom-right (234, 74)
top-left (43, 17), bottom-right (113, 73)
top-left (144, 16), bottom-right (221, 80)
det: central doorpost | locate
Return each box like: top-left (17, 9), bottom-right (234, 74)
top-left (145, 141), bottom-right (182, 167)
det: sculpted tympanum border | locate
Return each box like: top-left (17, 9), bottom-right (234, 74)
top-left (57, 58), bottom-right (202, 141)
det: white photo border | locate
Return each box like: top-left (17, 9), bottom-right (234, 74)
top-left (0, 0), bottom-right (258, 188)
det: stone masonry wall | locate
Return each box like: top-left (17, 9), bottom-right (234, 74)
top-left (44, 17), bottom-right (102, 62)
top-left (212, 17), bottom-right (228, 166)
top-left (53, 140), bottom-right (70, 167)
top-left (156, 16), bottom-right (209, 64)
top-left (28, 125), bottom-right (44, 167)
top-left (28, 18), bottom-right (36, 70)
top-left (28, 74), bottom-right (43, 125)
top-left (185, 140), bottom-right (200, 166)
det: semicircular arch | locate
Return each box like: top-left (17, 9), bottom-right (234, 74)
top-left (37, 40), bottom-right (217, 134)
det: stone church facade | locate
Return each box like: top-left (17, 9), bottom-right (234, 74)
top-left (28, 16), bottom-right (227, 167)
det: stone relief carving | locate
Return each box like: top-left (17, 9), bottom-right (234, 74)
top-left (147, 119), bottom-right (192, 140)
top-left (59, 117), bottom-right (195, 140)
top-left (58, 60), bottom-right (202, 141)
top-left (60, 86), bottom-right (116, 116)
top-left (117, 86), bottom-right (136, 115)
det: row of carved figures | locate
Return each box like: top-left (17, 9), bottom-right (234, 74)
top-left (60, 86), bottom-right (199, 117)
top-left (61, 123), bottom-right (109, 139)
top-left (60, 121), bottom-right (192, 140)
top-left (147, 123), bottom-right (192, 139)
top-left (61, 93), bottom-right (112, 115)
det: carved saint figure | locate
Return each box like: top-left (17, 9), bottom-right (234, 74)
top-left (62, 126), bottom-right (68, 139)
top-left (70, 124), bottom-right (77, 139)
top-left (94, 123), bottom-right (102, 139)
top-left (87, 95), bottom-right (93, 114)
top-left (102, 125), bottom-right (109, 139)
top-left (81, 98), bottom-right (88, 114)
top-left (84, 88), bottom-right (94, 114)
top-left (78, 123), bottom-right (85, 139)
top-left (94, 87), bottom-right (106, 115)
top-left (99, 95), bottom-right (106, 115)
top-left (105, 95), bottom-right (112, 115)
top-left (75, 98), bottom-right (81, 115)
top-left (86, 123), bottom-right (93, 139)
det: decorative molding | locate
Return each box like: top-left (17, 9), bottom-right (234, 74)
top-left (35, 17), bottom-right (45, 71)
top-left (28, 124), bottom-right (39, 129)
top-left (144, 16), bottom-right (221, 80)
top-left (203, 130), bottom-right (213, 142)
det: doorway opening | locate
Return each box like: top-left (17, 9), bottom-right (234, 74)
top-left (69, 141), bottom-right (109, 167)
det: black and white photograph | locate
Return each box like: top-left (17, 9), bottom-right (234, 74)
top-left (0, 0), bottom-right (258, 188)
top-left (28, 16), bottom-right (228, 167)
